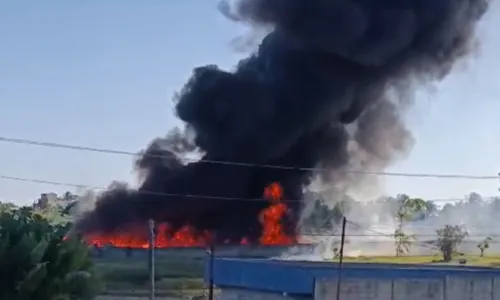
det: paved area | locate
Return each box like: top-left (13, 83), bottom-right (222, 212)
top-left (96, 296), bottom-right (184, 300)
top-left (97, 292), bottom-right (206, 299)
top-left (97, 296), bottom-right (184, 300)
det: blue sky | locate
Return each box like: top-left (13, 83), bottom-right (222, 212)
top-left (1, 1), bottom-right (499, 205)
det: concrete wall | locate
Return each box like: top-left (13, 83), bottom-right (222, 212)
top-left (215, 277), bottom-right (500, 300)
top-left (315, 276), bottom-right (500, 300)
top-left (218, 289), bottom-right (309, 300)
top-left (210, 258), bottom-right (500, 295)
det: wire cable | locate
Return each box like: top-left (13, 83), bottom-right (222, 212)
top-left (0, 136), bottom-right (498, 180)
top-left (0, 174), bottom-right (497, 204)
top-left (0, 175), bottom-right (495, 242)
top-left (346, 220), bottom-right (439, 250)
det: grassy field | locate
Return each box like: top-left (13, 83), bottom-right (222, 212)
top-left (340, 254), bottom-right (500, 267)
top-left (94, 255), bottom-right (206, 298)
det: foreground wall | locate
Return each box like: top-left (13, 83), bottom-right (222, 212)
top-left (216, 277), bottom-right (500, 300)
top-left (210, 259), bottom-right (500, 294)
top-left (315, 276), bottom-right (499, 300)
top-left (210, 258), bottom-right (500, 300)
top-left (218, 289), bottom-right (308, 300)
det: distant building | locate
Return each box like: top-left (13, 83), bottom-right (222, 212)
top-left (35, 192), bottom-right (59, 209)
top-left (34, 192), bottom-right (78, 210)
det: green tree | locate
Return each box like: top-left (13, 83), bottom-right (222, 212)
top-left (35, 205), bottom-right (72, 226)
top-left (302, 199), bottom-right (333, 230)
top-left (477, 237), bottom-right (492, 257)
top-left (0, 202), bottom-right (18, 213)
top-left (435, 225), bottom-right (468, 262)
top-left (0, 207), bottom-right (102, 299)
top-left (62, 191), bottom-right (78, 202)
top-left (331, 196), bottom-right (353, 225)
top-left (394, 195), bottom-right (426, 256)
top-left (424, 201), bottom-right (438, 217)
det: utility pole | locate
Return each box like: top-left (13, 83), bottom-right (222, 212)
top-left (207, 243), bottom-right (215, 300)
top-left (148, 219), bottom-right (156, 300)
top-left (336, 217), bottom-right (347, 300)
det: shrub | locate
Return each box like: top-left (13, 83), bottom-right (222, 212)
top-left (435, 224), bottom-right (468, 262)
top-left (0, 207), bottom-right (102, 299)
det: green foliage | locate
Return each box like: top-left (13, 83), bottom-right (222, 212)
top-left (393, 195), bottom-right (426, 256)
top-left (301, 195), bottom-right (354, 231)
top-left (395, 194), bottom-right (427, 222)
top-left (477, 237), bottom-right (493, 257)
top-left (0, 202), bottom-right (18, 213)
top-left (0, 207), bottom-right (102, 300)
top-left (394, 229), bottom-right (416, 257)
top-left (35, 205), bottom-right (72, 226)
top-left (435, 225), bottom-right (469, 262)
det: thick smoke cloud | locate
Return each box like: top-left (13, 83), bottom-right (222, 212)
top-left (74, 0), bottom-right (489, 243)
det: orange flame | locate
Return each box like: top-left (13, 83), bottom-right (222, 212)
top-left (84, 182), bottom-right (295, 248)
top-left (85, 224), bottom-right (217, 248)
top-left (259, 182), bottom-right (294, 245)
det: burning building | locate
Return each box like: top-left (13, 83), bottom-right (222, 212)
top-left (75, 0), bottom-right (490, 247)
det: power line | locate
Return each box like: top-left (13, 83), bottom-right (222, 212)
top-left (302, 233), bottom-right (499, 239)
top-left (0, 174), bottom-right (497, 204)
top-left (346, 220), bottom-right (439, 250)
top-left (0, 174), bottom-right (496, 242)
top-left (0, 136), bottom-right (498, 180)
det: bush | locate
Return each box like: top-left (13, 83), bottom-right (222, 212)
top-left (0, 207), bottom-right (103, 299)
top-left (435, 224), bottom-right (468, 262)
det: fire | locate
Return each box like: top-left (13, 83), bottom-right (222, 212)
top-left (259, 182), bottom-right (295, 245)
top-left (84, 182), bottom-right (295, 248)
top-left (85, 223), bottom-right (216, 249)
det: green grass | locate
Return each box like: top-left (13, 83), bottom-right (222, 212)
top-left (94, 256), bottom-right (205, 292)
top-left (340, 254), bottom-right (500, 266)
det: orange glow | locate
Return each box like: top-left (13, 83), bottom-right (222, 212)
top-left (259, 182), bottom-right (295, 245)
top-left (85, 223), bottom-right (213, 248)
top-left (84, 182), bottom-right (295, 248)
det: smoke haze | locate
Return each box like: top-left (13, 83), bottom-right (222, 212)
top-left (74, 0), bottom-right (490, 243)
top-left (288, 193), bottom-right (500, 259)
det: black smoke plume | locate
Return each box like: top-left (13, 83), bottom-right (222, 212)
top-left (74, 0), bottom-right (489, 243)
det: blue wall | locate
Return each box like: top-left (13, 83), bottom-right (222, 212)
top-left (206, 258), bottom-right (500, 295)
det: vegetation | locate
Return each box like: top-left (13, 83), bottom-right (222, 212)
top-left (435, 225), bottom-right (469, 261)
top-left (0, 207), bottom-right (102, 299)
top-left (340, 254), bottom-right (500, 267)
top-left (94, 256), bottom-right (204, 295)
top-left (2, 189), bottom-right (500, 297)
top-left (478, 237), bottom-right (493, 257)
top-left (394, 194), bottom-right (427, 256)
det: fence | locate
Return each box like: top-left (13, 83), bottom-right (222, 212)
top-left (91, 217), bottom-right (500, 300)
top-left (91, 219), bottom-right (312, 299)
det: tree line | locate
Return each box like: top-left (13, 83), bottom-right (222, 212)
top-left (302, 192), bottom-right (498, 262)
